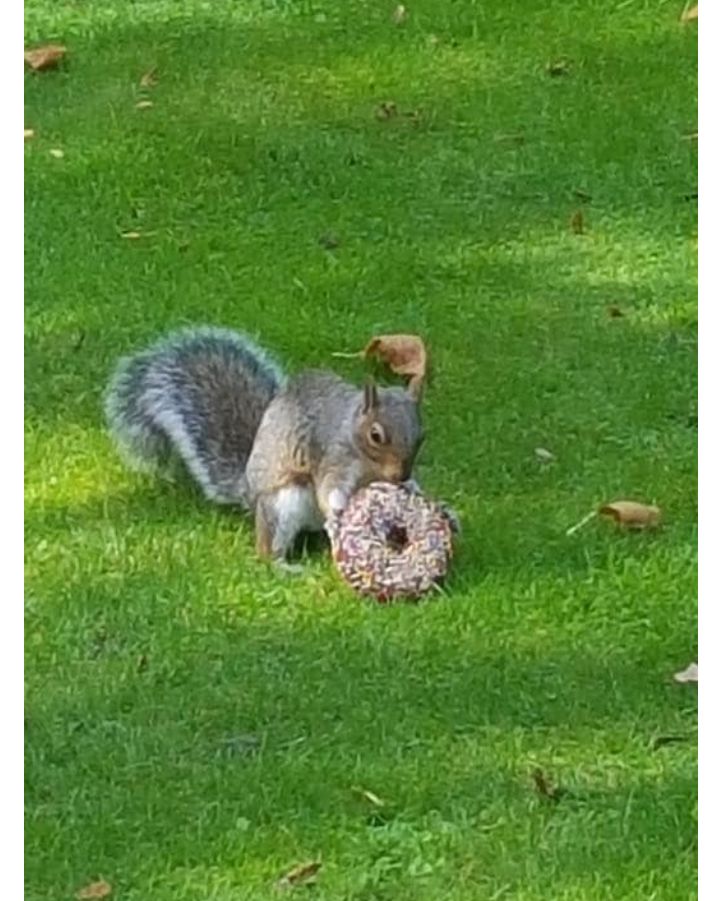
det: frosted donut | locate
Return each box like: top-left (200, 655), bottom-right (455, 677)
top-left (326, 482), bottom-right (455, 602)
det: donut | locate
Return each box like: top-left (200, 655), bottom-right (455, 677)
top-left (326, 482), bottom-right (455, 602)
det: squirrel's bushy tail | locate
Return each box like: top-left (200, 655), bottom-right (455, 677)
top-left (104, 327), bottom-right (285, 505)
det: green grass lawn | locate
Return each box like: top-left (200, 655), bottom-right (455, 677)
top-left (25, 1), bottom-right (697, 898)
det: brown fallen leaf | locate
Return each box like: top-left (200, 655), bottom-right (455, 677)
top-left (681, 4), bottom-right (698, 22)
top-left (531, 768), bottom-right (564, 802)
top-left (139, 66), bottom-right (158, 88)
top-left (365, 334), bottom-right (427, 386)
top-left (375, 101), bottom-right (398, 120)
top-left (24, 128), bottom-right (35, 141)
top-left (599, 500), bottom-right (661, 530)
top-left (673, 662), bottom-right (698, 683)
top-left (333, 334), bottom-right (427, 396)
top-left (49, 148), bottom-right (64, 159)
top-left (392, 4), bottom-right (409, 25)
top-left (76, 881), bottom-right (112, 900)
top-left (276, 861), bottom-right (322, 891)
top-left (25, 44), bottom-right (67, 71)
top-left (570, 209), bottom-right (585, 234)
top-left (607, 305), bottom-right (625, 318)
top-left (547, 59), bottom-right (571, 77)
top-left (135, 100), bottom-right (154, 110)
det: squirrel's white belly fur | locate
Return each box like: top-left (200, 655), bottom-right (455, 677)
top-left (274, 484), bottom-right (325, 534)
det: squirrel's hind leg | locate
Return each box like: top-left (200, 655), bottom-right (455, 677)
top-left (255, 483), bottom-right (321, 572)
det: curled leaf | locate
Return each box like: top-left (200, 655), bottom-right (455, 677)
top-left (25, 44), bottom-right (67, 71)
top-left (599, 500), bottom-right (661, 530)
top-left (276, 861), bottom-right (322, 891)
top-left (76, 881), bottom-right (112, 900)
top-left (366, 335), bottom-right (427, 397)
top-left (333, 334), bottom-right (427, 395)
top-left (673, 662), bottom-right (698, 683)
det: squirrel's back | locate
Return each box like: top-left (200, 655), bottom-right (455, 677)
top-left (105, 327), bottom-right (285, 504)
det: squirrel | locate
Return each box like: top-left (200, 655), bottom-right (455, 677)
top-left (104, 327), bottom-right (425, 565)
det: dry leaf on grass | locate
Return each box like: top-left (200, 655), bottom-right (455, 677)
top-left (334, 335), bottom-right (427, 396)
top-left (49, 148), bottom-right (64, 159)
top-left (681, 4), bottom-right (698, 22)
top-left (365, 335), bottom-right (427, 385)
top-left (25, 44), bottom-right (67, 71)
top-left (599, 500), bottom-right (661, 530)
top-left (573, 188), bottom-right (592, 202)
top-left (276, 861), bottom-right (322, 891)
top-left (24, 129), bottom-right (35, 141)
top-left (139, 67), bottom-right (158, 88)
top-left (135, 100), bottom-right (153, 110)
top-left (392, 5), bottom-right (409, 25)
top-left (534, 447), bottom-right (555, 463)
top-left (76, 881), bottom-right (112, 900)
top-left (673, 662), bottom-right (698, 683)
top-left (682, 131), bottom-right (698, 141)
top-left (570, 209), bottom-right (585, 234)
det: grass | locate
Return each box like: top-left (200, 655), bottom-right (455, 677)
top-left (24, 1), bottom-right (697, 898)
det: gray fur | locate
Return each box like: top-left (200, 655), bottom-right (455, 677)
top-left (104, 327), bottom-right (286, 505)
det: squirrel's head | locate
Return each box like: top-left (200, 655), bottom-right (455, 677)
top-left (354, 380), bottom-right (424, 483)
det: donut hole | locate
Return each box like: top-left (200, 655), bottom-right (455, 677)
top-left (385, 523), bottom-right (409, 553)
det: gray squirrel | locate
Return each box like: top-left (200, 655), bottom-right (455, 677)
top-left (104, 327), bottom-right (425, 564)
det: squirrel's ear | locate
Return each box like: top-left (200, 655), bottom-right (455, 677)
top-left (362, 379), bottom-right (379, 414)
top-left (407, 377), bottom-right (424, 404)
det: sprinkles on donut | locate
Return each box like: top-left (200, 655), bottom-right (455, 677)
top-left (325, 482), bottom-right (456, 602)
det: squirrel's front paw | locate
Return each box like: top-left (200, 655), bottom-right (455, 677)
top-left (327, 488), bottom-right (350, 517)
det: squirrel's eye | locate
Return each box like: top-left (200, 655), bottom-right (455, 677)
top-left (369, 423), bottom-right (386, 445)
